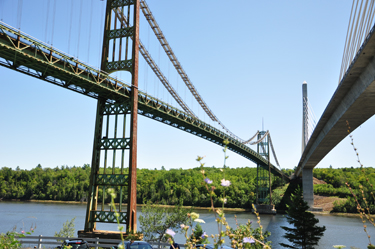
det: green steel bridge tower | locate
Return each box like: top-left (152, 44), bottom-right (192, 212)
top-left (81, 0), bottom-right (140, 237)
top-left (256, 131), bottom-right (272, 205)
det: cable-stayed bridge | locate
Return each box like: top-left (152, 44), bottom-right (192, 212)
top-left (0, 0), bottom-right (288, 235)
top-left (297, 0), bottom-right (375, 207)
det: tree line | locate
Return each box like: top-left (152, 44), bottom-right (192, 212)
top-left (0, 164), bottom-right (90, 202)
top-left (1, 164), bottom-right (373, 213)
top-left (0, 164), bottom-right (286, 209)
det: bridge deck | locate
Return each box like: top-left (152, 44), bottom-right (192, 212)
top-left (296, 24), bottom-right (375, 175)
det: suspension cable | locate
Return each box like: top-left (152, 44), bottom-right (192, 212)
top-left (114, 8), bottom-right (196, 117)
top-left (242, 131), bottom-right (260, 145)
top-left (250, 131), bottom-right (269, 145)
top-left (268, 134), bottom-right (280, 168)
top-left (139, 0), bottom-right (250, 142)
top-left (113, 2), bottom-right (283, 168)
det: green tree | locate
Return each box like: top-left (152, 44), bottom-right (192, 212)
top-left (189, 223), bottom-right (209, 244)
top-left (280, 186), bottom-right (326, 249)
top-left (229, 221), bottom-right (271, 249)
top-left (0, 227), bottom-right (34, 249)
top-left (54, 217), bottom-right (76, 239)
top-left (139, 201), bottom-right (190, 243)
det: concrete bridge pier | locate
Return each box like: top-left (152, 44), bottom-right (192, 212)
top-left (302, 168), bottom-right (314, 207)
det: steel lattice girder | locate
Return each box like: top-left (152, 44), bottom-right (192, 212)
top-left (0, 23), bottom-right (289, 182)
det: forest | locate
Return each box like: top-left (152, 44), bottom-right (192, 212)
top-left (0, 164), bottom-right (285, 209)
top-left (312, 167), bottom-right (375, 213)
top-left (0, 164), bottom-right (374, 213)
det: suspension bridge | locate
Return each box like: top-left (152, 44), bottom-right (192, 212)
top-left (0, 0), bottom-right (289, 237)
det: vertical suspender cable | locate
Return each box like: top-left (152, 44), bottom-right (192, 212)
top-left (176, 72), bottom-right (178, 95)
top-left (168, 61), bottom-right (170, 104)
top-left (77, 0), bottom-right (83, 59)
top-left (68, 0), bottom-right (74, 54)
top-left (114, 8), bottom-right (196, 116)
top-left (0, 1), bottom-right (3, 21)
top-left (144, 25), bottom-right (150, 93)
top-left (144, 23), bottom-right (150, 93)
top-left (99, 1), bottom-right (105, 69)
top-left (45, 0), bottom-right (50, 43)
top-left (87, 0), bottom-right (94, 63)
top-left (144, 56), bottom-right (148, 93)
top-left (157, 45), bottom-right (160, 98)
top-left (51, 0), bottom-right (56, 47)
top-left (17, 0), bottom-right (23, 30)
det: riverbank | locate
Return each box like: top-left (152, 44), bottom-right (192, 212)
top-left (3, 196), bottom-right (367, 217)
top-left (3, 199), bottom-right (251, 212)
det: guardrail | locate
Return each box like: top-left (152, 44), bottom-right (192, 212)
top-left (18, 235), bottom-right (176, 249)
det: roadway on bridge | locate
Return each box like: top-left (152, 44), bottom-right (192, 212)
top-left (296, 25), bottom-right (375, 175)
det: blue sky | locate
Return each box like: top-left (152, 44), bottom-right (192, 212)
top-left (1, 0), bottom-right (373, 171)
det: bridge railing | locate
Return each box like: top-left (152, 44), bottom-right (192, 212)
top-left (17, 235), bottom-right (181, 249)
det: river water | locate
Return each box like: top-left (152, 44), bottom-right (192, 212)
top-left (0, 201), bottom-right (373, 248)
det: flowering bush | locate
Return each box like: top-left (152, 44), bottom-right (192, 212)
top-left (166, 139), bottom-right (272, 249)
top-left (344, 121), bottom-right (375, 249)
top-left (107, 139), bottom-right (271, 248)
top-left (0, 226), bottom-right (35, 249)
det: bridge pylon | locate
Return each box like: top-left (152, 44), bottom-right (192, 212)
top-left (80, 0), bottom-right (140, 238)
top-left (256, 131), bottom-right (272, 205)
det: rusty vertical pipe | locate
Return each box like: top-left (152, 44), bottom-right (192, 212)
top-left (84, 0), bottom-right (111, 232)
top-left (100, 0), bottom-right (111, 72)
top-left (84, 98), bottom-right (104, 232)
top-left (127, 0), bottom-right (140, 233)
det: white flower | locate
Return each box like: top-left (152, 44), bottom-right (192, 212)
top-left (221, 179), bottom-right (231, 187)
top-left (220, 197), bottom-right (227, 204)
top-left (189, 212), bottom-right (199, 220)
top-left (194, 218), bottom-right (206, 223)
top-left (243, 237), bottom-right (255, 244)
top-left (166, 229), bottom-right (176, 237)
